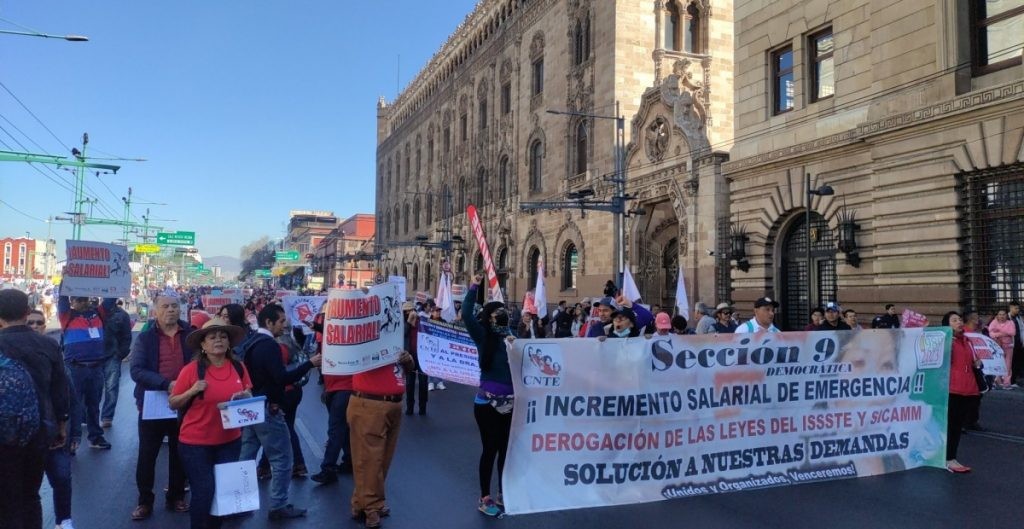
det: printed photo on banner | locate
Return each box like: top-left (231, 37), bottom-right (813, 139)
top-left (61, 240), bottom-right (132, 298)
top-left (417, 319), bottom-right (480, 386)
top-left (321, 282), bottom-right (404, 375)
top-left (502, 328), bottom-right (951, 515)
top-left (281, 295), bottom-right (328, 333)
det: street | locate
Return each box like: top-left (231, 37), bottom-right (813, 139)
top-left (40, 362), bottom-right (1024, 529)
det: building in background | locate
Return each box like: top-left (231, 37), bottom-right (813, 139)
top-left (312, 214), bottom-right (377, 290)
top-left (723, 0), bottom-right (1024, 328)
top-left (0, 236), bottom-right (57, 282)
top-left (375, 0), bottom-right (734, 308)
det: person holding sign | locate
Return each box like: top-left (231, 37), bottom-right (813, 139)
top-left (463, 275), bottom-right (514, 518)
top-left (170, 318), bottom-right (252, 529)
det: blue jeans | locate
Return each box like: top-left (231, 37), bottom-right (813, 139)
top-left (69, 362), bottom-right (105, 441)
top-left (178, 439), bottom-right (241, 529)
top-left (101, 356), bottom-right (122, 422)
top-left (44, 447), bottom-right (73, 522)
top-left (322, 390), bottom-right (352, 471)
top-left (240, 410), bottom-right (292, 510)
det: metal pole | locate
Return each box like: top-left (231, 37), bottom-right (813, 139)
top-left (614, 100), bottom-right (625, 290)
top-left (805, 172), bottom-right (812, 313)
top-left (72, 133), bottom-right (88, 240)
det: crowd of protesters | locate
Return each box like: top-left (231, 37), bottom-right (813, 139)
top-left (2, 275), bottom-right (1023, 529)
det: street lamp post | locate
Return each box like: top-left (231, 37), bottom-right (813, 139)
top-left (541, 101), bottom-right (627, 289)
top-left (0, 28), bottom-right (88, 41)
top-left (805, 173), bottom-right (834, 310)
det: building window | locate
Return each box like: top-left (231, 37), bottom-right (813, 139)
top-left (529, 140), bottom-right (543, 192)
top-left (528, 247), bottom-right (540, 287)
top-left (479, 99), bottom-right (488, 130)
top-left (575, 121), bottom-right (588, 176)
top-left (772, 46), bottom-right (795, 114)
top-left (501, 82), bottom-right (512, 114)
top-left (474, 253), bottom-right (484, 275)
top-left (425, 262), bottom-right (432, 292)
top-left (416, 148), bottom-right (422, 174)
top-left (427, 138), bottom-right (434, 166)
top-left (532, 58), bottom-right (544, 95)
top-left (809, 29), bottom-right (834, 102)
top-left (562, 243), bottom-right (579, 290)
top-left (394, 206), bottom-right (400, 238)
top-left (960, 164), bottom-right (1024, 315)
top-left (584, 17), bottom-right (591, 58)
top-left (476, 168), bottom-right (487, 206)
top-left (443, 126), bottom-right (451, 152)
top-left (395, 156), bottom-right (401, 190)
top-left (498, 156), bottom-right (509, 200)
top-left (426, 195), bottom-right (433, 225)
top-left (460, 113), bottom-right (468, 141)
top-left (665, 1), bottom-right (702, 53)
top-left (666, 2), bottom-right (680, 51)
top-left (414, 198), bottom-right (421, 230)
top-left (971, 0), bottom-right (1024, 75)
top-left (574, 20), bottom-right (585, 65)
top-left (403, 203), bottom-right (410, 234)
top-left (457, 177), bottom-right (466, 211)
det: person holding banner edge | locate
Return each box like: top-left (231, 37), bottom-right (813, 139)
top-left (464, 274), bottom-right (514, 517)
top-left (169, 318), bottom-right (253, 529)
top-left (943, 311), bottom-right (981, 473)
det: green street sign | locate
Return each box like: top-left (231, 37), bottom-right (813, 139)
top-left (200, 268), bottom-right (212, 276)
top-left (186, 263), bottom-right (204, 271)
top-left (255, 269), bottom-right (272, 278)
top-left (157, 231), bottom-right (196, 246)
top-left (275, 250), bottom-right (300, 262)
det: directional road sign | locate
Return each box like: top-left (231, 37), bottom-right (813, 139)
top-left (157, 231), bottom-right (196, 246)
top-left (275, 250), bottom-right (300, 262)
top-left (134, 243), bottom-right (161, 254)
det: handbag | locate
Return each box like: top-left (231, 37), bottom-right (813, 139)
top-left (970, 345), bottom-right (989, 394)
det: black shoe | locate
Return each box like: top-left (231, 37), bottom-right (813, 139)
top-left (90, 436), bottom-right (112, 449)
top-left (337, 461), bottom-right (353, 474)
top-left (311, 470), bottom-right (338, 484)
top-left (268, 504), bottom-right (307, 520)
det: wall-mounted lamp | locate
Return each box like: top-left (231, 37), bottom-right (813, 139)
top-left (730, 224), bottom-right (750, 273)
top-left (837, 205), bottom-right (861, 267)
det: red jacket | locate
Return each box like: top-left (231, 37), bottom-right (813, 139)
top-left (949, 332), bottom-right (980, 396)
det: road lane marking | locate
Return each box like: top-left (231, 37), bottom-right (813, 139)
top-left (965, 430), bottom-right (1024, 445)
top-left (295, 417), bottom-right (325, 460)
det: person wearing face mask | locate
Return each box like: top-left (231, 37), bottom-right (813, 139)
top-left (462, 274), bottom-right (513, 517)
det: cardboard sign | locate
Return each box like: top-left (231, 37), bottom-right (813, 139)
top-left (61, 240), bottom-right (132, 298)
top-left (218, 396), bottom-right (267, 429)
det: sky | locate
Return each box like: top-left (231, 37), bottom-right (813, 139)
top-left (0, 0), bottom-right (478, 259)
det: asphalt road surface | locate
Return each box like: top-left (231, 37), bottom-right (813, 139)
top-left (41, 363), bottom-right (1024, 529)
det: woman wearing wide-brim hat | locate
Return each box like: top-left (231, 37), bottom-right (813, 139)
top-left (170, 319), bottom-right (252, 529)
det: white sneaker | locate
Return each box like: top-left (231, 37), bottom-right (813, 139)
top-left (437, 382), bottom-right (447, 390)
top-left (428, 382), bottom-right (436, 391)
top-left (59, 520), bottom-right (76, 529)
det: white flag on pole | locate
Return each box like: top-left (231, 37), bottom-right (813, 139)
top-left (622, 266), bottom-right (642, 303)
top-left (675, 266), bottom-right (690, 320)
top-left (534, 258), bottom-right (547, 319)
top-left (436, 267), bottom-right (457, 323)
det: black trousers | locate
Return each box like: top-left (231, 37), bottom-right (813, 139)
top-left (405, 370), bottom-right (428, 413)
top-left (136, 416), bottom-right (187, 506)
top-left (947, 394), bottom-right (980, 461)
top-left (0, 439), bottom-right (46, 529)
top-left (474, 403), bottom-right (512, 498)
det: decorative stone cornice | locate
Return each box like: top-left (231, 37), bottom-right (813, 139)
top-left (724, 79), bottom-right (1024, 174)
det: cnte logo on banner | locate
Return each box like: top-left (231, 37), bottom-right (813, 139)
top-left (523, 343), bottom-right (563, 387)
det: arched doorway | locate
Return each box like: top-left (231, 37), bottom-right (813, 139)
top-left (778, 211), bottom-right (837, 330)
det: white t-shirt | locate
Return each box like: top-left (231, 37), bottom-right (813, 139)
top-left (734, 319), bottom-right (779, 334)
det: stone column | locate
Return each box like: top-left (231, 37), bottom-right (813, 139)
top-left (688, 151), bottom-right (729, 305)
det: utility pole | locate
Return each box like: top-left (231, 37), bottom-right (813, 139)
top-left (71, 132), bottom-right (89, 240)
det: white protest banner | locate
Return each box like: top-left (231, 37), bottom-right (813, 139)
top-left (61, 240), bottom-right (132, 298)
top-left (966, 332), bottom-right (1008, 376)
top-left (503, 329), bottom-right (951, 514)
top-left (389, 275), bottom-right (407, 300)
top-left (201, 294), bottom-right (244, 315)
top-left (417, 319), bottom-right (480, 386)
top-left (321, 282), bottom-right (404, 375)
top-left (275, 290), bottom-right (297, 301)
top-left (210, 460), bottom-right (260, 516)
top-left (281, 295), bottom-right (327, 333)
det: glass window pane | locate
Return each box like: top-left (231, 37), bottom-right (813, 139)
top-left (778, 72), bottom-right (795, 111)
top-left (815, 33), bottom-right (833, 57)
top-left (817, 57), bottom-right (835, 98)
top-left (776, 49), bottom-right (793, 71)
top-left (982, 14), bottom-right (1024, 64)
top-left (983, 0), bottom-right (1024, 17)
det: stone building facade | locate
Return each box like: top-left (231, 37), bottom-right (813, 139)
top-left (723, 0), bottom-right (1024, 328)
top-left (375, 0), bottom-right (735, 309)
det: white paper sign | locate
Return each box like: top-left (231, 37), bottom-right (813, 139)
top-left (142, 391), bottom-right (177, 420)
top-left (210, 460), bottom-right (260, 516)
top-left (389, 275), bottom-right (407, 300)
top-left (965, 332), bottom-right (1008, 376)
top-left (321, 282), bottom-right (404, 375)
top-left (417, 319), bottom-right (480, 386)
top-left (281, 295), bottom-right (327, 333)
top-left (61, 240), bottom-right (132, 298)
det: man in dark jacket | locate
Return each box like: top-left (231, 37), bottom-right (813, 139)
top-left (871, 304), bottom-right (901, 329)
top-left (816, 302), bottom-right (851, 331)
top-left (0, 289), bottom-right (70, 529)
top-left (59, 293), bottom-right (117, 449)
top-left (240, 304), bottom-right (321, 520)
top-left (101, 299), bottom-right (133, 428)
top-left (128, 294), bottom-right (192, 520)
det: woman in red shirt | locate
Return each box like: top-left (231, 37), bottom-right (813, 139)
top-left (170, 318), bottom-right (251, 529)
top-left (943, 311), bottom-right (981, 473)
